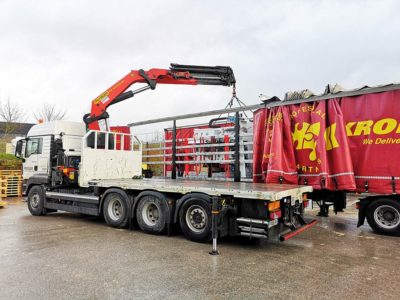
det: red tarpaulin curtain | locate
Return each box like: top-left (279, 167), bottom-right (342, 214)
top-left (253, 90), bottom-right (400, 194)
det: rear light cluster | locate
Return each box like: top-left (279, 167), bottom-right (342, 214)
top-left (269, 210), bottom-right (282, 220)
top-left (268, 201), bottom-right (280, 211)
top-left (267, 201), bottom-right (282, 220)
top-left (302, 193), bottom-right (310, 208)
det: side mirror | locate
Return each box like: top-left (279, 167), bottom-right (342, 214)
top-left (15, 139), bottom-right (25, 159)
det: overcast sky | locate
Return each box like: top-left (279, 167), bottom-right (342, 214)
top-left (1, 0), bottom-right (399, 135)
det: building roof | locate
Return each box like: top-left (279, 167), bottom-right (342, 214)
top-left (0, 122), bottom-right (35, 135)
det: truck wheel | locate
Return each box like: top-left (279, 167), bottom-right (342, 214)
top-left (136, 193), bottom-right (168, 234)
top-left (366, 198), bottom-right (400, 235)
top-left (103, 192), bottom-right (129, 228)
top-left (179, 198), bottom-right (212, 242)
top-left (27, 185), bottom-right (47, 216)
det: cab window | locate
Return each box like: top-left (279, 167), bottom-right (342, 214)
top-left (25, 138), bottom-right (42, 157)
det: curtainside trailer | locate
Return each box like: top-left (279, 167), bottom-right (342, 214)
top-left (254, 83), bottom-right (400, 235)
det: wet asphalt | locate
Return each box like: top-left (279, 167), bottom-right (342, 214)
top-left (0, 197), bottom-right (399, 300)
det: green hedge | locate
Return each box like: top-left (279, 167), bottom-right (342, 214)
top-left (0, 153), bottom-right (22, 169)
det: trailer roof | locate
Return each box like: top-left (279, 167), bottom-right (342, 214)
top-left (265, 82), bottom-right (400, 108)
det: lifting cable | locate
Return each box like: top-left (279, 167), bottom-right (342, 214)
top-left (218, 84), bottom-right (252, 120)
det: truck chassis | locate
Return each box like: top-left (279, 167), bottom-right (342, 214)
top-left (26, 178), bottom-right (313, 242)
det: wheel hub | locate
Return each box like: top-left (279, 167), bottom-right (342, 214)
top-left (383, 211), bottom-right (395, 221)
top-left (107, 197), bottom-right (124, 221)
top-left (192, 211), bottom-right (204, 226)
top-left (142, 202), bottom-right (160, 226)
top-left (113, 202), bottom-right (121, 218)
top-left (374, 205), bottom-right (400, 229)
top-left (31, 193), bottom-right (40, 208)
top-left (186, 205), bottom-right (207, 233)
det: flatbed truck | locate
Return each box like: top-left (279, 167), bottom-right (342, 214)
top-left (16, 121), bottom-right (314, 242)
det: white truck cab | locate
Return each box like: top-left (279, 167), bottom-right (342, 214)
top-left (16, 121), bottom-right (86, 192)
top-left (16, 121), bottom-right (142, 195)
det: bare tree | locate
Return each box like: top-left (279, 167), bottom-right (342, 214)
top-left (0, 98), bottom-right (26, 123)
top-left (34, 103), bottom-right (67, 122)
top-left (0, 98), bottom-right (26, 152)
top-left (0, 98), bottom-right (26, 135)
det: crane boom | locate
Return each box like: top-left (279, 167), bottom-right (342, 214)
top-left (83, 63), bottom-right (235, 130)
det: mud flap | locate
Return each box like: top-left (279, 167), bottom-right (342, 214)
top-left (357, 199), bottom-right (369, 227)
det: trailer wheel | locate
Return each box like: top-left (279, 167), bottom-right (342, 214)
top-left (103, 192), bottom-right (129, 228)
top-left (366, 198), bottom-right (400, 235)
top-left (179, 198), bottom-right (212, 242)
top-left (136, 193), bottom-right (168, 234)
top-left (27, 185), bottom-right (47, 216)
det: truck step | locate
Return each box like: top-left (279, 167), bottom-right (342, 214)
top-left (45, 192), bottom-right (99, 204)
top-left (236, 217), bottom-right (270, 239)
top-left (236, 217), bottom-right (269, 225)
top-left (238, 225), bottom-right (268, 239)
top-left (238, 231), bottom-right (268, 239)
top-left (44, 202), bottom-right (99, 216)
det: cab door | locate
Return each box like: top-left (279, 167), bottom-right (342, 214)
top-left (23, 137), bottom-right (43, 179)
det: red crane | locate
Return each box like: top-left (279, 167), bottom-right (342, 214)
top-left (83, 64), bottom-right (236, 131)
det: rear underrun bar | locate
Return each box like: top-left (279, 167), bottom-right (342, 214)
top-left (279, 219), bottom-right (318, 241)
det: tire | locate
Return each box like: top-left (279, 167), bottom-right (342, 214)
top-left (27, 185), bottom-right (47, 216)
top-left (366, 198), bottom-right (400, 236)
top-left (179, 197), bottom-right (212, 242)
top-left (103, 192), bottom-right (130, 228)
top-left (136, 193), bottom-right (168, 234)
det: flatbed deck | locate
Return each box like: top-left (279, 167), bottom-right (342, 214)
top-left (87, 178), bottom-right (312, 201)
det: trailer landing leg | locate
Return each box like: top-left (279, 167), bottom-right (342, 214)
top-left (317, 204), bottom-right (330, 217)
top-left (316, 200), bottom-right (330, 217)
